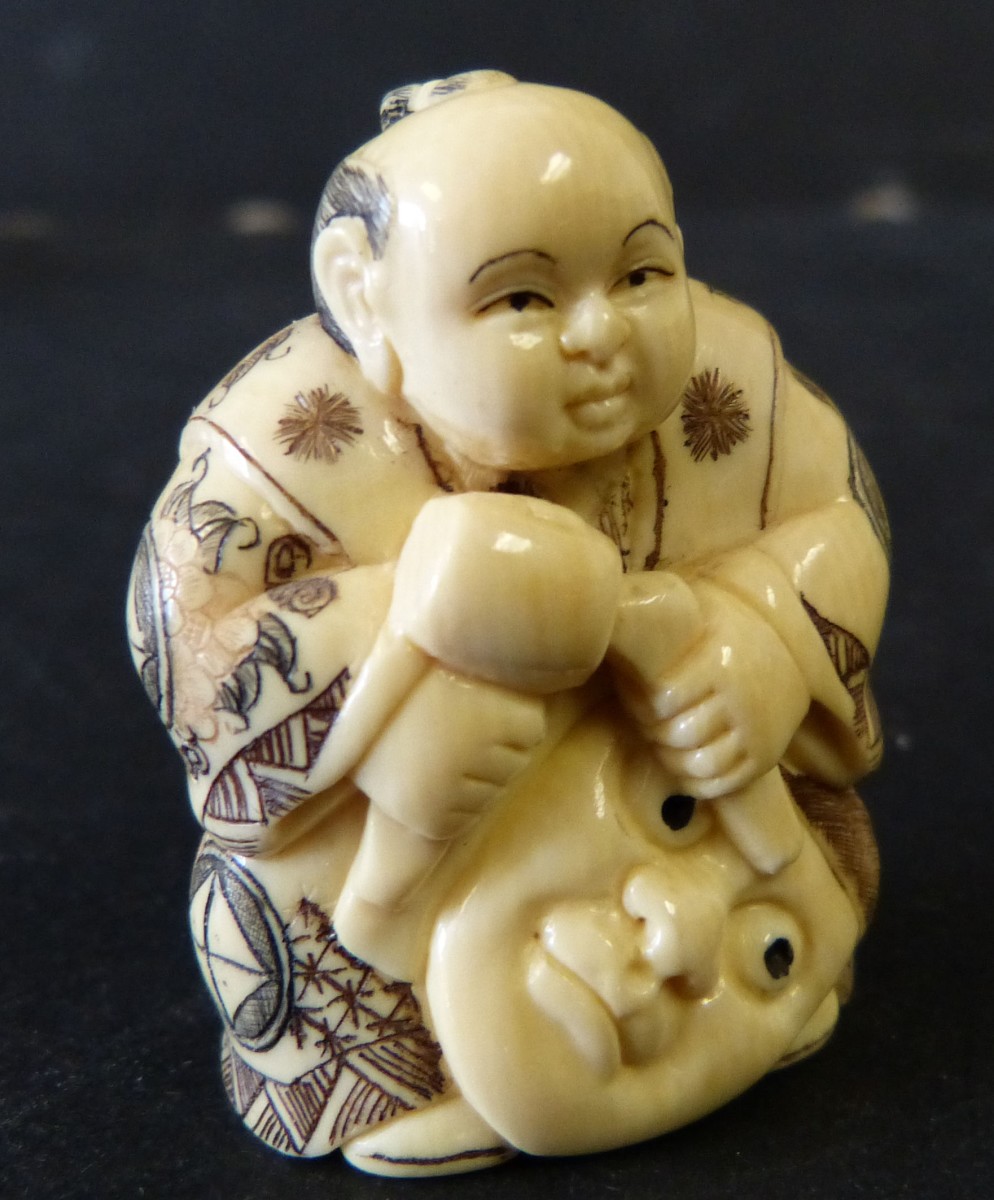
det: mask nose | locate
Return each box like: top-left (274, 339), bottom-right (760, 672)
top-left (622, 865), bottom-right (724, 997)
top-left (559, 293), bottom-right (629, 365)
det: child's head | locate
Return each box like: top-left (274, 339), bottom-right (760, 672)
top-left (312, 73), bottom-right (697, 471)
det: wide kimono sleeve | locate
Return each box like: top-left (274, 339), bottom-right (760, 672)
top-left (126, 317), bottom-right (443, 854)
top-left (687, 302), bottom-right (891, 787)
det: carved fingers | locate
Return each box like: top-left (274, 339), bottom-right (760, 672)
top-left (352, 666), bottom-right (546, 840)
top-left (628, 587), bottom-right (810, 799)
top-left (659, 732), bottom-right (756, 801)
top-left (650, 664), bottom-right (754, 798)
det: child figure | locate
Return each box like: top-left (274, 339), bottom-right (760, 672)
top-left (128, 71), bottom-right (888, 1173)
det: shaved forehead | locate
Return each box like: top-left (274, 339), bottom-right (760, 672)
top-left (354, 83), bottom-right (674, 220)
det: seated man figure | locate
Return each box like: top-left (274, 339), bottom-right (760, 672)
top-left (127, 71), bottom-right (889, 1172)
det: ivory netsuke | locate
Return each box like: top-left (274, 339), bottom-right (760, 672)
top-left (127, 70), bottom-right (889, 1177)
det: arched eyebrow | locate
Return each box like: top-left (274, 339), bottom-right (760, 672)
top-left (468, 248), bottom-right (557, 284)
top-left (623, 218), bottom-right (675, 244)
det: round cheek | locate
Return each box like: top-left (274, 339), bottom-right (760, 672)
top-left (476, 336), bottom-right (546, 417)
top-left (629, 301), bottom-right (694, 410)
top-left (456, 331), bottom-right (567, 463)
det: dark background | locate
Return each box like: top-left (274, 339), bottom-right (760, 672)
top-left (3, 3), bottom-right (992, 1197)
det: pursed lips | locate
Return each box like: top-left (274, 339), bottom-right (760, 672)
top-left (566, 371), bottom-right (633, 428)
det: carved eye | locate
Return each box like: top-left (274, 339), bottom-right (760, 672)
top-left (481, 290), bottom-right (554, 314)
top-left (510, 290), bottom-right (551, 312)
top-left (617, 266), bottom-right (674, 291)
top-left (730, 904), bottom-right (804, 994)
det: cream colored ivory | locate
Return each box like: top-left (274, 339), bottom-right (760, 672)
top-left (127, 69), bottom-right (889, 1177)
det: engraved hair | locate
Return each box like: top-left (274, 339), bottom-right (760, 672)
top-left (311, 161), bottom-right (392, 355)
top-left (379, 70), bottom-right (517, 130)
top-left (312, 71), bottom-right (519, 352)
top-left (310, 70), bottom-right (673, 356)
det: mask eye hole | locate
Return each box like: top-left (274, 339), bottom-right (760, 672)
top-left (729, 904), bottom-right (804, 994)
top-left (623, 754), bottom-right (713, 848)
top-left (653, 791), bottom-right (712, 847)
top-left (660, 793), bottom-right (695, 831)
top-left (764, 937), bottom-right (795, 981)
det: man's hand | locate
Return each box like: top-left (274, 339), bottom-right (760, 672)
top-left (352, 666), bottom-right (547, 840)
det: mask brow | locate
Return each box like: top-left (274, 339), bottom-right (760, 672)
top-left (469, 248), bottom-right (557, 284)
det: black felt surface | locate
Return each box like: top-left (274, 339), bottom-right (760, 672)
top-left (3, 4), bottom-right (992, 1197)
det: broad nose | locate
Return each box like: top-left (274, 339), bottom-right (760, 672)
top-left (622, 865), bottom-right (724, 997)
top-left (559, 292), bottom-right (629, 364)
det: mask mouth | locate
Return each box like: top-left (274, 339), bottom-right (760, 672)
top-left (527, 943), bottom-right (623, 1079)
top-left (616, 1002), bottom-right (680, 1065)
top-left (527, 933), bottom-right (688, 1077)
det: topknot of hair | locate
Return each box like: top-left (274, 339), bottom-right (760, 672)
top-left (379, 70), bottom-right (517, 131)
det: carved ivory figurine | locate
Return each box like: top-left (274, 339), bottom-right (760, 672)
top-left (127, 70), bottom-right (890, 1176)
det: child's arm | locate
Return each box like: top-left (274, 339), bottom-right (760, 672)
top-left (329, 491), bottom-right (623, 976)
top-left (609, 366), bottom-right (889, 799)
top-left (126, 424), bottom-right (395, 855)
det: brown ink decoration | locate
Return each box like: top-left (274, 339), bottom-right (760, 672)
top-left (269, 577), bottom-right (338, 620)
top-left (207, 325), bottom-right (294, 409)
top-left (276, 386), bottom-right (363, 463)
top-left (596, 470), bottom-right (635, 570)
top-left (801, 595), bottom-right (882, 754)
top-left (130, 523), bottom-right (173, 727)
top-left (192, 874), bottom-right (446, 1156)
top-left (784, 773), bottom-right (880, 929)
top-left (643, 429), bottom-right (667, 571)
top-left (847, 431), bottom-right (892, 559)
top-left (759, 326), bottom-right (781, 530)
top-left (408, 421), bottom-right (457, 493)
top-left (214, 614), bottom-right (312, 731)
top-left (265, 533), bottom-right (314, 585)
top-left (179, 736), bottom-right (212, 780)
top-left (131, 524), bottom-right (209, 780)
top-left (680, 367), bottom-right (751, 462)
top-left (159, 450), bottom-right (261, 572)
top-left (205, 667), bottom-right (350, 830)
top-left (190, 847), bottom-right (294, 1052)
top-left (131, 452), bottom-right (265, 780)
top-left (191, 417), bottom-right (345, 553)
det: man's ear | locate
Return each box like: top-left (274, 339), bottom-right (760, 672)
top-left (312, 220), bottom-right (400, 394)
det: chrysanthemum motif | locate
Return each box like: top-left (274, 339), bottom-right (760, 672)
top-left (276, 386), bottom-right (363, 462)
top-left (680, 368), bottom-right (751, 462)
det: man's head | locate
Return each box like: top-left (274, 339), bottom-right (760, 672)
top-left (425, 706), bottom-right (861, 1156)
top-left (312, 73), bottom-right (696, 471)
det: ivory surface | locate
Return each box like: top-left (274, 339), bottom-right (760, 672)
top-left (127, 69), bottom-right (888, 1177)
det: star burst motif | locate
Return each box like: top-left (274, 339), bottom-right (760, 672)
top-left (680, 368), bottom-right (751, 462)
top-left (276, 386), bottom-right (363, 462)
